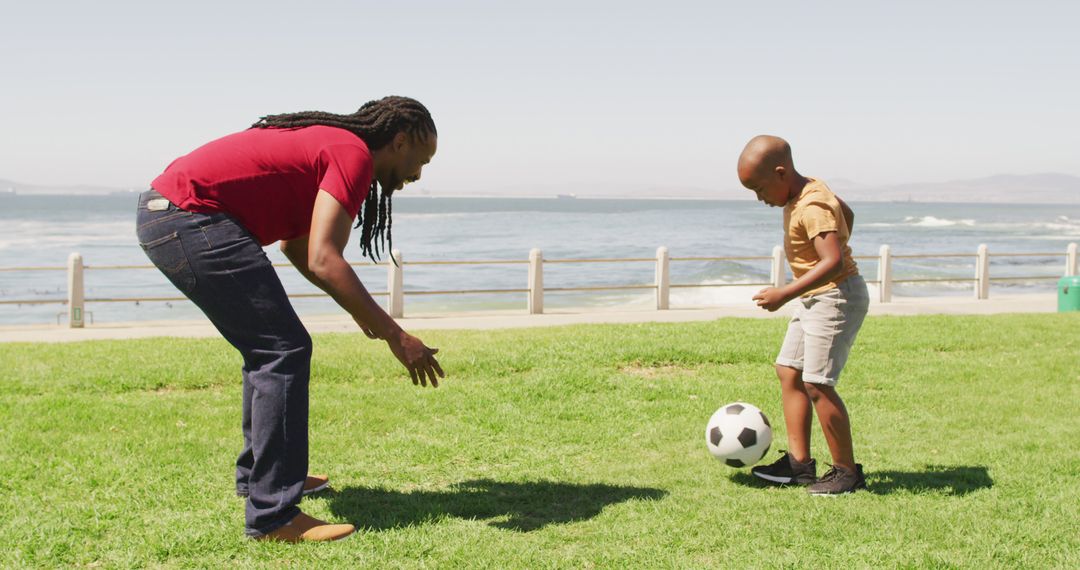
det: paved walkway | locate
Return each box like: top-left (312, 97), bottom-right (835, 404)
top-left (0, 294), bottom-right (1061, 344)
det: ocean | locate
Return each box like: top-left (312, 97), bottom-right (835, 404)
top-left (2, 194), bottom-right (1078, 325)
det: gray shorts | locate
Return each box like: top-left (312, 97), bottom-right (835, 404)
top-left (775, 275), bottom-right (869, 386)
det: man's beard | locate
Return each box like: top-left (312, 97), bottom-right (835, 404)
top-left (378, 174), bottom-right (403, 193)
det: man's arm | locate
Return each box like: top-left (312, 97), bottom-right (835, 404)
top-left (304, 189), bottom-right (444, 386)
top-left (281, 236), bottom-right (330, 293)
top-left (283, 235), bottom-right (385, 337)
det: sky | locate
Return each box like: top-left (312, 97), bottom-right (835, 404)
top-left (1, 0), bottom-right (1078, 197)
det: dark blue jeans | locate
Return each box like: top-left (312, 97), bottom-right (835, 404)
top-left (135, 189), bottom-right (310, 537)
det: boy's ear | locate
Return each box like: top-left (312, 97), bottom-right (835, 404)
top-left (774, 165), bottom-right (787, 179)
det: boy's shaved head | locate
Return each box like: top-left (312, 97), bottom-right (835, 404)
top-left (738, 135), bottom-right (793, 182)
top-left (737, 135), bottom-right (807, 207)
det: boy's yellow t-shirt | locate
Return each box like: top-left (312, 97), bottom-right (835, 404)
top-left (783, 178), bottom-right (858, 297)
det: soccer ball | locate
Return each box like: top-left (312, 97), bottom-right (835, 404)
top-left (705, 402), bottom-right (773, 467)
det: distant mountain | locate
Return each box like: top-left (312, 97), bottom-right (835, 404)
top-left (828, 173), bottom-right (1080, 204)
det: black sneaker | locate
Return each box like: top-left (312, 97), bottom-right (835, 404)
top-left (807, 464), bottom-right (866, 496)
top-left (751, 451), bottom-right (817, 485)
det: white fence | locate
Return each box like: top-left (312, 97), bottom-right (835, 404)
top-left (0, 243), bottom-right (1076, 327)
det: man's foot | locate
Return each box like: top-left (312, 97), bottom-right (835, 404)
top-left (302, 474), bottom-right (331, 495)
top-left (252, 511), bottom-right (354, 543)
top-left (237, 474), bottom-right (331, 498)
top-left (751, 451), bottom-right (817, 485)
top-left (807, 464), bottom-right (866, 496)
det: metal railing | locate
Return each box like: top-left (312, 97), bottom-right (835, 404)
top-left (1, 243), bottom-right (1076, 327)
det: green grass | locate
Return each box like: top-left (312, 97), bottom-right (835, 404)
top-left (1, 314), bottom-right (1078, 568)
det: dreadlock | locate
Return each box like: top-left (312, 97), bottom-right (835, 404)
top-left (251, 96), bottom-right (436, 264)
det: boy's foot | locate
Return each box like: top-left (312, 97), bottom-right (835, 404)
top-left (237, 474), bottom-right (331, 498)
top-left (751, 451), bottom-right (817, 485)
top-left (253, 511), bottom-right (354, 543)
top-left (807, 464), bottom-right (866, 496)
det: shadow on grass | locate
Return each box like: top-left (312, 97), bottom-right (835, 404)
top-left (729, 465), bottom-right (992, 496)
top-left (866, 465), bottom-right (992, 496)
top-left (728, 472), bottom-right (775, 489)
top-left (326, 478), bottom-right (667, 532)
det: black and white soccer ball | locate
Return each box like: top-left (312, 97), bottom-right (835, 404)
top-left (705, 402), bottom-right (773, 468)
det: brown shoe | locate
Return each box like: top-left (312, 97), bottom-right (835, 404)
top-left (303, 474), bottom-right (331, 495)
top-left (237, 474), bottom-right (331, 498)
top-left (254, 511), bottom-right (355, 543)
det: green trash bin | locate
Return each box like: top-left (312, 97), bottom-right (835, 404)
top-left (1059, 276), bottom-right (1080, 312)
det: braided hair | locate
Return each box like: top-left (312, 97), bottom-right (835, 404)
top-left (252, 96), bottom-right (436, 263)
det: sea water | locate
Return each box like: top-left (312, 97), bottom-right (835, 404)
top-left (1, 194), bottom-right (1078, 325)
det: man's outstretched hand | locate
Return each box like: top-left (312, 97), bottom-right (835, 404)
top-left (386, 330), bottom-right (444, 387)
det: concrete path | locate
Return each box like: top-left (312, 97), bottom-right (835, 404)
top-left (0, 293), bottom-right (1061, 344)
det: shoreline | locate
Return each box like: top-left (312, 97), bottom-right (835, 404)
top-left (0, 293), bottom-right (1062, 343)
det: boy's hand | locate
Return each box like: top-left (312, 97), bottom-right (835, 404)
top-left (753, 287), bottom-right (790, 312)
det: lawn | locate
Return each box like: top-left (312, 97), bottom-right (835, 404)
top-left (1, 314), bottom-right (1078, 568)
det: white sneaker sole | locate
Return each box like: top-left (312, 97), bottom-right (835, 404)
top-left (752, 471), bottom-right (796, 484)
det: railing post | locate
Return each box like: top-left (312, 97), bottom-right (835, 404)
top-left (388, 249), bottom-right (403, 318)
top-left (877, 244), bottom-right (892, 303)
top-left (67, 252), bottom-right (84, 328)
top-left (656, 246), bottom-right (670, 310)
top-left (975, 244), bottom-right (989, 300)
top-left (528, 248), bottom-right (543, 314)
top-left (770, 245), bottom-right (785, 288)
top-left (1067, 243), bottom-right (1078, 276)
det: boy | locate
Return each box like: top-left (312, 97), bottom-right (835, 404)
top-left (737, 135), bottom-right (870, 495)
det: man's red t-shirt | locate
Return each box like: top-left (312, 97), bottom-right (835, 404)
top-left (151, 126), bottom-right (373, 246)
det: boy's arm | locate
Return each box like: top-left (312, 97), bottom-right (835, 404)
top-left (837, 197), bottom-right (854, 234)
top-left (753, 231), bottom-right (844, 311)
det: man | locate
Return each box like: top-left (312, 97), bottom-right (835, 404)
top-left (136, 96), bottom-right (444, 542)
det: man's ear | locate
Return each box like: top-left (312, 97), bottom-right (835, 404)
top-left (393, 131), bottom-right (409, 152)
top-left (774, 165), bottom-right (787, 180)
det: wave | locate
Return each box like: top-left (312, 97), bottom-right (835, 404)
top-left (904, 216), bottom-right (976, 227)
top-left (392, 212), bottom-right (475, 221)
top-left (954, 217), bottom-right (1080, 238)
top-left (866, 215), bottom-right (1078, 232)
top-left (670, 278), bottom-right (769, 306)
top-left (863, 216), bottom-right (976, 228)
top-left (1037, 217), bottom-right (1080, 234)
top-left (0, 220), bottom-right (133, 246)
top-left (0, 233), bottom-right (131, 251)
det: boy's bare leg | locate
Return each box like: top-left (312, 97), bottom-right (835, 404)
top-left (776, 364), bottom-right (812, 463)
top-left (804, 383), bottom-right (855, 471)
